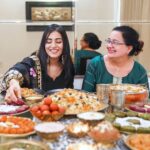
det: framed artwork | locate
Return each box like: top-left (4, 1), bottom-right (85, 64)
top-left (26, 1), bottom-right (74, 31)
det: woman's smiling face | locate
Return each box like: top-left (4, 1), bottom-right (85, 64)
top-left (106, 31), bottom-right (132, 58)
top-left (45, 31), bottom-right (63, 59)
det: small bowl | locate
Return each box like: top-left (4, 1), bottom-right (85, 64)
top-left (67, 121), bottom-right (89, 138)
top-left (77, 112), bottom-right (105, 126)
top-left (109, 84), bottom-right (149, 106)
top-left (25, 95), bottom-right (44, 105)
top-left (30, 103), bottom-right (65, 122)
top-left (35, 122), bottom-right (65, 141)
top-left (32, 112), bottom-right (64, 122)
top-left (88, 121), bottom-right (120, 144)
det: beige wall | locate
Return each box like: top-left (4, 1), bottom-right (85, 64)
top-left (0, 0), bottom-right (74, 74)
top-left (0, 0), bottom-right (149, 75)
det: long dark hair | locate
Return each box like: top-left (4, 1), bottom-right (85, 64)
top-left (37, 24), bottom-right (74, 80)
top-left (113, 25), bottom-right (144, 56)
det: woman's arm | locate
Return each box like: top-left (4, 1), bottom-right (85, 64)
top-left (0, 56), bottom-right (37, 101)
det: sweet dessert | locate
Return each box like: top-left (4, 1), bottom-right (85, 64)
top-left (113, 116), bottom-right (150, 133)
top-left (88, 121), bottom-right (120, 144)
top-left (128, 102), bottom-right (150, 113)
top-left (126, 134), bottom-right (150, 150)
top-left (0, 115), bottom-right (35, 135)
top-left (0, 101), bottom-right (29, 115)
top-left (35, 122), bottom-right (65, 140)
top-left (67, 121), bottom-right (89, 137)
top-left (30, 97), bottom-right (65, 121)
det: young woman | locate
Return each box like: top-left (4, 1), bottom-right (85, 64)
top-left (1, 24), bottom-right (75, 102)
top-left (82, 25), bottom-right (148, 92)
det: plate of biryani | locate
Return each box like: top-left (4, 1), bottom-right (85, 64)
top-left (47, 88), bottom-right (108, 115)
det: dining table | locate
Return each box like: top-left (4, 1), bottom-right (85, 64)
top-left (0, 89), bottom-right (148, 150)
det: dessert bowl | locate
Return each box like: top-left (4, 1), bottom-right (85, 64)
top-left (34, 122), bottom-right (65, 141)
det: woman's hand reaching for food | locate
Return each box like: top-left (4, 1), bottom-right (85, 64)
top-left (5, 79), bottom-right (22, 103)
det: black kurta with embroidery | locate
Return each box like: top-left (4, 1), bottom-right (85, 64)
top-left (0, 55), bottom-right (74, 93)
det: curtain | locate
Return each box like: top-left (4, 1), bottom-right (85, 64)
top-left (120, 0), bottom-right (150, 71)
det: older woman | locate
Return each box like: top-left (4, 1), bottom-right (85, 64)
top-left (1, 24), bottom-right (74, 102)
top-left (82, 25), bottom-right (148, 92)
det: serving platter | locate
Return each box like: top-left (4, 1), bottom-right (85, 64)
top-left (105, 111), bottom-right (150, 133)
top-left (124, 134), bottom-right (150, 150)
top-left (0, 102), bottom-right (30, 116)
top-left (0, 139), bottom-right (49, 150)
top-left (48, 88), bottom-right (108, 115)
top-left (0, 130), bottom-right (35, 138)
top-left (0, 115), bottom-right (35, 137)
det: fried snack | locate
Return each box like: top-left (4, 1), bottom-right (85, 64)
top-left (138, 113), bottom-right (150, 120)
top-left (105, 113), bottom-right (116, 122)
top-left (113, 122), bottom-right (121, 129)
top-left (120, 125), bottom-right (136, 133)
top-left (127, 119), bottom-right (141, 125)
top-left (126, 111), bottom-right (138, 117)
top-left (114, 111), bottom-right (126, 118)
top-left (137, 127), bottom-right (150, 133)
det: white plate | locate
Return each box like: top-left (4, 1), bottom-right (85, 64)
top-left (77, 112), bottom-right (105, 121)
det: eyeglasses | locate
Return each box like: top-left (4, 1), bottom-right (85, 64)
top-left (105, 39), bottom-right (125, 45)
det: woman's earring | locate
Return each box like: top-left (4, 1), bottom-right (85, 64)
top-left (62, 55), bottom-right (65, 65)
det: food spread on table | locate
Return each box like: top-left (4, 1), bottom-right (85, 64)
top-left (0, 87), bottom-right (150, 150)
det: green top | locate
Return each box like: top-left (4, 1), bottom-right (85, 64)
top-left (82, 56), bottom-right (149, 92)
top-left (74, 49), bottom-right (102, 75)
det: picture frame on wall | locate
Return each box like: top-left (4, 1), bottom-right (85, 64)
top-left (26, 1), bottom-right (74, 31)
